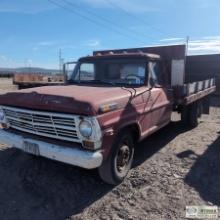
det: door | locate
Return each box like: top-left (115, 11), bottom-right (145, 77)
top-left (147, 61), bottom-right (173, 128)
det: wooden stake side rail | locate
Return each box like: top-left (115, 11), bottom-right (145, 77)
top-left (181, 86), bottom-right (216, 105)
top-left (173, 78), bottom-right (216, 106)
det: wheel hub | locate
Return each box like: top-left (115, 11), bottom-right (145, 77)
top-left (116, 145), bottom-right (130, 172)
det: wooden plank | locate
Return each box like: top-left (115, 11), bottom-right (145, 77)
top-left (181, 86), bottom-right (216, 105)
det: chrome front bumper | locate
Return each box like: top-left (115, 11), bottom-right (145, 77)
top-left (0, 129), bottom-right (103, 169)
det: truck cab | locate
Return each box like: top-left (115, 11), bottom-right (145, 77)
top-left (66, 52), bottom-right (173, 135)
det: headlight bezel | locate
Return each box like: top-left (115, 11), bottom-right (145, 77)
top-left (76, 116), bottom-right (102, 150)
top-left (79, 120), bottom-right (93, 138)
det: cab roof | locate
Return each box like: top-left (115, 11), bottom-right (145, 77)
top-left (79, 53), bottom-right (160, 62)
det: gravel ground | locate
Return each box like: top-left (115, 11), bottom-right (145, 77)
top-left (0, 99), bottom-right (219, 220)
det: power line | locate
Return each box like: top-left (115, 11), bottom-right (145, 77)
top-left (104, 0), bottom-right (170, 37)
top-left (48, 0), bottom-right (146, 43)
top-left (61, 0), bottom-right (157, 41)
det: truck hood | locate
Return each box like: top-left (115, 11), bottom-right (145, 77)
top-left (0, 85), bottom-right (140, 116)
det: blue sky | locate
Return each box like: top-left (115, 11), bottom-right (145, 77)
top-left (0, 0), bottom-right (220, 69)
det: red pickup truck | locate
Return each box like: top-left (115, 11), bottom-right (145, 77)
top-left (0, 45), bottom-right (216, 185)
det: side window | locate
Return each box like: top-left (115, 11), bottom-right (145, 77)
top-left (76, 63), bottom-right (95, 80)
top-left (148, 61), bottom-right (170, 87)
top-left (149, 62), bottom-right (160, 85)
top-left (65, 63), bottom-right (77, 80)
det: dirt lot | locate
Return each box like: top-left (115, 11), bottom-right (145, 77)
top-left (0, 97), bottom-right (219, 220)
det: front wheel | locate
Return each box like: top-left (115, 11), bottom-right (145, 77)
top-left (98, 130), bottom-right (134, 185)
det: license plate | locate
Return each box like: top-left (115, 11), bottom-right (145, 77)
top-left (22, 141), bottom-right (40, 156)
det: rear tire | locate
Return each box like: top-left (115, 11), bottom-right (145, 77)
top-left (181, 102), bottom-right (199, 128)
top-left (98, 129), bottom-right (134, 185)
top-left (188, 102), bottom-right (199, 127)
top-left (181, 106), bottom-right (189, 124)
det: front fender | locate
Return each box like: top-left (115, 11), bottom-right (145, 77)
top-left (97, 109), bottom-right (142, 160)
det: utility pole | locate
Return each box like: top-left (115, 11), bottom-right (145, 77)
top-left (183, 36), bottom-right (190, 83)
top-left (186, 36), bottom-right (190, 56)
top-left (59, 48), bottom-right (64, 75)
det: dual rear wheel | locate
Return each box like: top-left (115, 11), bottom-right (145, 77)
top-left (181, 101), bottom-right (202, 127)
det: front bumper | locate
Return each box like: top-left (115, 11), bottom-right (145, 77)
top-left (0, 129), bottom-right (103, 169)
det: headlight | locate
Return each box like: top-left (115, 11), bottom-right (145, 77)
top-left (0, 108), bottom-right (5, 122)
top-left (79, 120), bottom-right (93, 138)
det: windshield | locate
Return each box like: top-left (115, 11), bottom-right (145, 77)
top-left (68, 59), bottom-right (147, 86)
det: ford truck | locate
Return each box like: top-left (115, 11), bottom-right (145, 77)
top-left (0, 45), bottom-right (216, 185)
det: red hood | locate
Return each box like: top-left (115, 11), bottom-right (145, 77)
top-left (0, 85), bottom-right (139, 116)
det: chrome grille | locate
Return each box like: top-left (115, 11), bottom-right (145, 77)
top-left (2, 106), bottom-right (81, 143)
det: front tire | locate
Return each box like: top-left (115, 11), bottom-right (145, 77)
top-left (98, 129), bottom-right (134, 185)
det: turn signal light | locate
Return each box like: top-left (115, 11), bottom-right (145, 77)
top-left (1, 123), bottom-right (9, 129)
top-left (99, 102), bottom-right (118, 113)
top-left (83, 141), bottom-right (95, 150)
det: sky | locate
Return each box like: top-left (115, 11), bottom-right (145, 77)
top-left (0, 0), bottom-right (220, 69)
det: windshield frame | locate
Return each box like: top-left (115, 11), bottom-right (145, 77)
top-left (67, 58), bottom-right (149, 87)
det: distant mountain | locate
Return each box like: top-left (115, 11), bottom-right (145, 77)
top-left (0, 67), bottom-right (59, 74)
